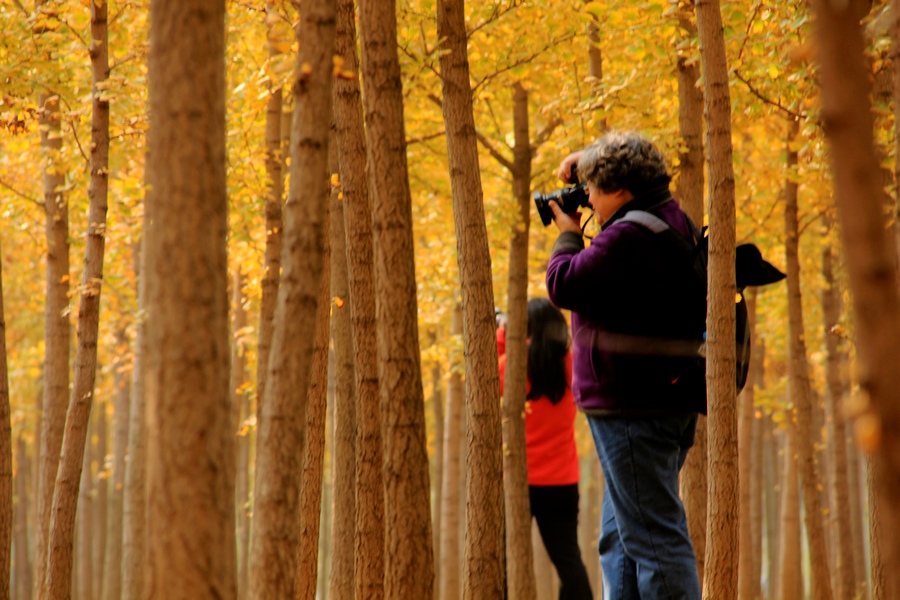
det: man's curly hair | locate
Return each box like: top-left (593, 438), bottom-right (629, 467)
top-left (576, 131), bottom-right (671, 195)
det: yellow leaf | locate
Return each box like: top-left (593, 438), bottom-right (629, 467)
top-left (331, 173), bottom-right (340, 186)
top-left (334, 296), bottom-right (344, 308)
top-left (768, 65), bottom-right (779, 79)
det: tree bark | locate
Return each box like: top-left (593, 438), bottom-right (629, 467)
top-left (44, 1), bottom-right (111, 591)
top-left (101, 353), bottom-right (129, 600)
top-left (14, 436), bottom-right (32, 600)
top-left (782, 117), bottom-right (834, 600)
top-left (76, 414), bottom-right (93, 600)
top-left (0, 239), bottom-right (11, 600)
top-left (230, 272), bottom-right (250, 600)
top-left (749, 342), bottom-right (765, 600)
top-left (92, 400), bottom-right (107, 595)
top-left (332, 0), bottom-right (383, 594)
top-left (439, 307), bottom-right (464, 600)
top-left (777, 416), bottom-right (803, 600)
top-left (430, 359), bottom-right (444, 598)
top-left (763, 416), bottom-right (781, 598)
top-left (34, 91), bottom-right (70, 600)
top-left (121, 240), bottom-right (146, 600)
top-left (813, 0), bottom-right (900, 584)
top-left (532, 521), bottom-right (554, 600)
top-left (358, 0), bottom-right (434, 596)
top-left (295, 201), bottom-right (332, 600)
top-left (846, 433), bottom-right (867, 599)
top-left (500, 81), bottom-right (537, 600)
top-left (247, 0), bottom-right (335, 594)
top-left (738, 290), bottom-right (758, 600)
top-left (821, 220), bottom-right (856, 600)
top-left (327, 140), bottom-right (357, 600)
top-left (144, 0), bottom-right (235, 597)
top-left (869, 461), bottom-right (891, 600)
top-left (435, 1), bottom-right (503, 597)
top-left (695, 0), bottom-right (737, 596)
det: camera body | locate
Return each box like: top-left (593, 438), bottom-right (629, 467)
top-left (533, 167), bottom-right (590, 226)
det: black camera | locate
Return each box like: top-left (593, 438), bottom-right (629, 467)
top-left (533, 168), bottom-right (589, 227)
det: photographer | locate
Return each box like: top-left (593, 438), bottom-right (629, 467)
top-left (546, 131), bottom-right (704, 600)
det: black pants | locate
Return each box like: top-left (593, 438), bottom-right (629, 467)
top-left (530, 484), bottom-right (594, 600)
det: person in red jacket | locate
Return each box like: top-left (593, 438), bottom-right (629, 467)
top-left (499, 297), bottom-right (593, 600)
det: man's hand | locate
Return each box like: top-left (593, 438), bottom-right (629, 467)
top-left (550, 201), bottom-right (582, 234)
top-left (557, 150), bottom-right (584, 183)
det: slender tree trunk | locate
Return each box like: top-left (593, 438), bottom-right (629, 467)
top-left (76, 420), bottom-right (93, 600)
top-left (435, 1), bottom-right (503, 597)
top-left (247, 0), bottom-right (335, 595)
top-left (45, 1), bottom-right (111, 591)
top-left (439, 307), bottom-right (464, 600)
top-left (0, 240), bottom-right (11, 600)
top-left (121, 240), bottom-right (146, 600)
top-left (869, 462), bottom-right (891, 600)
top-left (358, 0), bottom-right (434, 597)
top-left (14, 436), bottom-right (32, 600)
top-left (749, 339), bottom-right (765, 599)
top-left (782, 117), bottom-right (834, 600)
top-left (92, 402), bottom-right (107, 595)
top-left (846, 433), bottom-right (867, 600)
top-left (34, 91), bottom-right (70, 600)
top-left (332, 0), bottom-right (383, 594)
top-left (532, 521), bottom-right (554, 600)
top-left (256, 1), bottom-right (285, 428)
top-left (430, 359), bottom-right (444, 599)
top-left (578, 459), bottom-right (602, 598)
top-left (327, 141), bottom-right (357, 600)
top-left (777, 416), bottom-right (802, 600)
top-left (295, 204), bottom-right (332, 600)
top-left (738, 291), bottom-right (758, 600)
top-left (695, 0), bottom-right (737, 595)
top-left (814, 0), bottom-right (900, 583)
top-left (230, 272), bottom-right (250, 600)
top-left (763, 417), bottom-right (780, 599)
top-left (318, 389), bottom-right (334, 600)
top-left (144, 0), bottom-right (235, 596)
top-left (101, 355), bottom-right (130, 600)
top-left (500, 81), bottom-right (537, 600)
top-left (821, 222), bottom-right (856, 600)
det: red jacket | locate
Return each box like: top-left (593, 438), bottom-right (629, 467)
top-left (498, 328), bottom-right (580, 486)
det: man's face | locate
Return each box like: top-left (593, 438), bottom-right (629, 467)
top-left (588, 184), bottom-right (632, 225)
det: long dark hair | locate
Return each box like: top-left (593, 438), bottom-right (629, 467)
top-left (526, 298), bottom-right (570, 404)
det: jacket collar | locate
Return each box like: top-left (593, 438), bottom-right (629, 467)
top-left (601, 184), bottom-right (674, 231)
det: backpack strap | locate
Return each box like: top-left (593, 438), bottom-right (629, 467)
top-left (620, 210), bottom-right (670, 233)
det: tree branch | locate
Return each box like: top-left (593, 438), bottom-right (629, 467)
top-left (733, 70), bottom-right (807, 121)
top-left (0, 178), bottom-right (42, 208)
top-left (472, 34), bottom-right (575, 92)
top-left (476, 131), bottom-right (513, 171)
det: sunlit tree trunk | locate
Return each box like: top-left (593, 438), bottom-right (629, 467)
top-left (695, 0), bottom-right (737, 595)
top-left (121, 240), bottom-right (146, 600)
top-left (0, 244), bottom-right (11, 600)
top-left (762, 415), bottom-right (780, 598)
top-left (869, 463), bottom-right (891, 600)
top-left (500, 80), bottom-right (537, 600)
top-left (359, 0), bottom-right (434, 596)
top-left (782, 117), bottom-right (834, 600)
top-left (33, 91), bottom-right (70, 600)
top-left (430, 358), bottom-right (444, 598)
top-left (143, 0), bottom-right (235, 597)
top-left (777, 416), bottom-right (803, 600)
top-left (846, 434), bottom-right (867, 599)
top-left (814, 0), bottom-right (900, 585)
top-left (247, 0), bottom-right (335, 594)
top-left (295, 203), bottom-right (332, 600)
top-left (821, 219), bottom-right (856, 600)
top-left (327, 140), bottom-right (357, 600)
top-left (436, 0), bottom-right (503, 597)
top-left (101, 351), bottom-right (129, 600)
top-left (439, 307), bottom-right (464, 600)
top-left (532, 521), bottom-right (554, 600)
top-left (578, 459), bottom-right (602, 597)
top-left (14, 436), bottom-right (32, 600)
top-left (92, 402), bottom-right (107, 594)
top-left (44, 1), bottom-right (111, 591)
top-left (738, 290), bottom-right (759, 600)
top-left (749, 341), bottom-right (765, 600)
top-left (230, 272), bottom-right (250, 600)
top-left (76, 430), bottom-right (92, 600)
top-left (332, 0), bottom-right (382, 594)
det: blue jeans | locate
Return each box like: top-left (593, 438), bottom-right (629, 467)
top-left (587, 414), bottom-right (701, 600)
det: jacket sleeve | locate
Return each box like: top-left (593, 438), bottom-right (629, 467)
top-left (546, 227), bottom-right (630, 315)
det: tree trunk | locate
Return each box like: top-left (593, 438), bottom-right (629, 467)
top-left (783, 117), bottom-right (835, 600)
top-left (821, 221), bottom-right (856, 600)
top-left (738, 290), bottom-right (758, 600)
top-left (578, 459), bottom-right (602, 597)
top-left (327, 138), bottom-right (357, 600)
top-left (762, 417), bottom-right (781, 599)
top-left (256, 1), bottom-right (285, 428)
top-left (777, 416), bottom-right (803, 600)
top-left (695, 0), bottom-right (737, 596)
top-left (92, 401), bottom-right (107, 595)
top-left (14, 436), bottom-right (32, 600)
top-left (358, 0), bottom-right (434, 597)
top-left (332, 0), bottom-right (383, 594)
top-left (247, 0), bottom-right (335, 595)
top-left (121, 240), bottom-right (147, 600)
top-left (430, 359), bottom-right (444, 599)
top-left (439, 307), bottom-right (464, 600)
top-left (45, 1), bottom-right (111, 591)
top-left (846, 434), bottom-right (867, 600)
top-left (500, 81), bottom-right (537, 600)
top-left (295, 203), bottom-right (332, 600)
top-left (144, 0), bottom-right (235, 597)
top-left (813, 0), bottom-right (900, 583)
top-left (869, 461), bottom-right (891, 600)
top-left (231, 272), bottom-right (250, 600)
top-left (0, 239), bottom-right (11, 600)
top-left (532, 521), bottom-right (554, 600)
top-left (435, 1), bottom-right (503, 597)
top-left (749, 339), bottom-right (765, 599)
top-left (34, 91), bottom-right (70, 600)
top-left (76, 419), bottom-right (93, 600)
top-left (101, 353), bottom-right (129, 600)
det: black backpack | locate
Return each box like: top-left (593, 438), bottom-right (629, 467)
top-left (620, 210), bottom-right (785, 397)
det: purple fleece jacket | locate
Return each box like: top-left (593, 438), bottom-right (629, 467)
top-left (546, 195), bottom-right (707, 416)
